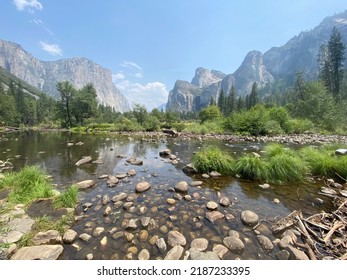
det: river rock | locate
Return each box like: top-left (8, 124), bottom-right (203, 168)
top-left (228, 230), bottom-right (240, 238)
top-left (257, 235), bottom-right (274, 251)
top-left (278, 236), bottom-right (294, 249)
top-left (102, 194), bottom-right (110, 205)
top-left (123, 202), bottom-right (134, 210)
top-left (164, 245), bottom-right (184, 260)
top-left (100, 236), bottom-right (108, 246)
top-left (0, 231), bottom-right (23, 244)
top-left (136, 182), bottom-right (151, 193)
top-left (335, 149), bottom-right (347, 155)
top-left (156, 238), bottom-right (167, 253)
top-left (205, 211), bottom-right (224, 223)
top-left (191, 181), bottom-right (203, 187)
top-left (287, 245), bottom-right (309, 260)
top-left (11, 245), bottom-right (63, 260)
top-left (206, 201), bottom-right (218, 210)
top-left (98, 174), bottom-right (108, 179)
top-left (63, 229), bottom-right (77, 244)
top-left (138, 249), bottom-right (150, 260)
top-left (219, 197), bottom-right (231, 207)
top-left (168, 230), bottom-right (186, 247)
top-left (138, 230), bottom-right (149, 242)
top-left (112, 192), bottom-right (127, 202)
top-left (76, 180), bottom-right (96, 189)
top-left (79, 233), bottom-right (92, 242)
top-left (209, 171), bottom-right (221, 177)
top-left (190, 238), bottom-right (208, 252)
top-left (32, 230), bottom-right (62, 245)
top-left (174, 181), bottom-right (189, 192)
top-left (189, 249), bottom-right (219, 260)
top-left (140, 217), bottom-right (151, 227)
top-left (75, 156), bottom-right (92, 166)
top-left (240, 210), bottom-right (259, 226)
top-left (282, 230), bottom-right (298, 244)
top-left (103, 205), bottom-right (112, 216)
top-left (212, 244), bottom-right (229, 259)
top-left (124, 232), bottom-right (134, 242)
top-left (107, 176), bottom-right (119, 187)
top-left (182, 163), bottom-right (198, 175)
top-left (126, 219), bottom-right (137, 230)
top-left (223, 236), bottom-right (245, 253)
top-left (275, 250), bottom-right (290, 260)
top-left (259, 183), bottom-right (270, 189)
top-left (127, 169), bottom-right (136, 176)
top-left (159, 149), bottom-right (171, 156)
top-left (273, 198), bottom-right (280, 204)
top-left (167, 198), bottom-right (176, 205)
top-left (115, 173), bottom-right (127, 179)
top-left (93, 227), bottom-right (105, 237)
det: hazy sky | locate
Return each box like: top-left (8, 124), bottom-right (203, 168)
top-left (1, 0), bottom-right (346, 109)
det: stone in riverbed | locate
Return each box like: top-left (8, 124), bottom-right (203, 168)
top-left (93, 227), bottom-right (105, 237)
top-left (205, 211), bottom-right (224, 223)
top-left (159, 149), bottom-right (171, 156)
top-left (257, 235), bottom-right (274, 251)
top-left (190, 238), bottom-right (208, 252)
top-left (32, 230), bottom-right (62, 245)
top-left (75, 156), bottom-right (92, 166)
top-left (335, 149), bottom-right (347, 155)
top-left (112, 192), bottom-right (127, 202)
top-left (287, 245), bottom-right (309, 260)
top-left (223, 236), bottom-right (245, 253)
top-left (10, 245), bottom-right (63, 260)
top-left (127, 169), bottom-right (136, 176)
top-left (209, 171), bottom-right (221, 177)
top-left (206, 201), bottom-right (218, 210)
top-left (140, 217), bottom-right (151, 227)
top-left (219, 197), bottom-right (231, 207)
top-left (189, 249), bottom-right (219, 260)
top-left (76, 180), bottom-right (95, 189)
top-left (125, 219), bottom-right (138, 230)
top-left (115, 173), bottom-right (127, 179)
top-left (174, 181), bottom-right (189, 192)
top-left (63, 229), bottom-right (77, 244)
top-left (212, 244), bottom-right (228, 259)
top-left (79, 233), bottom-right (92, 242)
top-left (191, 181), bottom-right (203, 187)
top-left (156, 238), bottom-right (167, 253)
top-left (168, 230), bottom-right (186, 247)
top-left (138, 249), bottom-right (150, 260)
top-left (240, 210), bottom-right (259, 227)
top-left (136, 182), bottom-right (151, 193)
top-left (102, 194), bottom-right (110, 205)
top-left (275, 250), bottom-right (290, 260)
top-left (138, 230), bottom-right (149, 242)
top-left (103, 206), bottom-right (112, 216)
top-left (182, 163), bottom-right (198, 175)
top-left (107, 176), bottom-right (119, 187)
top-left (167, 198), bottom-right (176, 205)
top-left (164, 245), bottom-right (184, 260)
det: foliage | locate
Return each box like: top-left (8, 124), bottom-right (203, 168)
top-left (183, 120), bottom-right (225, 134)
top-left (0, 166), bottom-right (54, 205)
top-left (143, 115), bottom-right (160, 131)
top-left (54, 185), bottom-right (79, 209)
top-left (192, 146), bottom-right (234, 175)
top-left (199, 105), bottom-right (222, 124)
top-left (235, 155), bottom-right (269, 181)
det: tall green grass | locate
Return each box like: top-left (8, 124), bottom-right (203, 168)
top-left (235, 155), bottom-right (269, 181)
top-left (54, 185), bottom-right (79, 208)
top-left (192, 146), bottom-right (234, 175)
top-left (0, 166), bottom-right (54, 205)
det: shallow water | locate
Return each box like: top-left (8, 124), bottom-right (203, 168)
top-left (0, 131), bottom-right (333, 259)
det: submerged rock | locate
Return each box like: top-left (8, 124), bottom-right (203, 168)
top-left (205, 211), bottom-right (224, 223)
top-left (164, 245), bottom-right (184, 260)
top-left (223, 236), bottom-right (245, 253)
top-left (75, 156), bottom-right (92, 166)
top-left (76, 180), bottom-right (95, 189)
top-left (174, 181), bottom-right (189, 192)
top-left (182, 163), bottom-right (198, 175)
top-left (168, 230), bottom-right (186, 247)
top-left (190, 238), bottom-right (208, 252)
top-left (240, 210), bottom-right (259, 227)
top-left (136, 182), bottom-right (151, 193)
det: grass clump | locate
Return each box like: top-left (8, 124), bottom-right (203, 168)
top-left (0, 166), bottom-right (54, 205)
top-left (54, 185), bottom-right (79, 209)
top-left (192, 146), bottom-right (234, 175)
top-left (235, 155), bottom-right (269, 181)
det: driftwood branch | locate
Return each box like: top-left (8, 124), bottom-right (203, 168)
top-left (323, 222), bottom-right (344, 244)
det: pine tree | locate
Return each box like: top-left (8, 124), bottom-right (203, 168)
top-left (226, 85), bottom-right (237, 116)
top-left (217, 89), bottom-right (226, 115)
top-left (249, 82), bottom-right (259, 108)
top-left (318, 26), bottom-right (346, 100)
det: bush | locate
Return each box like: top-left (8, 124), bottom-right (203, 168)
top-left (192, 146), bottom-right (234, 175)
top-left (235, 155), bottom-right (269, 181)
top-left (114, 116), bottom-right (143, 131)
top-left (0, 166), bottom-right (54, 205)
top-left (286, 119), bottom-right (314, 134)
top-left (184, 120), bottom-right (225, 134)
top-left (143, 115), bottom-right (160, 131)
top-left (225, 105), bottom-right (269, 136)
top-left (264, 120), bottom-right (284, 136)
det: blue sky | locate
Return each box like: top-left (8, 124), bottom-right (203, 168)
top-left (1, 0), bottom-right (346, 110)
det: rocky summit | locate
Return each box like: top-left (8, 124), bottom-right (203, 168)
top-left (0, 40), bottom-right (130, 112)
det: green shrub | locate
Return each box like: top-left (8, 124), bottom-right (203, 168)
top-left (54, 185), bottom-right (78, 208)
top-left (143, 115), bottom-right (160, 131)
top-left (192, 146), bottom-right (234, 175)
top-left (184, 120), bottom-right (225, 134)
top-left (286, 119), bottom-right (314, 134)
top-left (264, 120), bottom-right (284, 136)
top-left (235, 155), bottom-right (269, 181)
top-left (171, 122), bottom-right (186, 132)
top-left (264, 143), bottom-right (296, 158)
top-left (0, 166), bottom-right (54, 205)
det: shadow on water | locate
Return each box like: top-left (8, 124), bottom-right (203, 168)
top-left (0, 131), bottom-right (334, 260)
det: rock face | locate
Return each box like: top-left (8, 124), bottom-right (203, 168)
top-left (0, 39), bottom-right (130, 112)
top-left (166, 11), bottom-right (347, 113)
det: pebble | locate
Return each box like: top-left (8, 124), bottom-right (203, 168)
top-left (168, 230), bottom-right (186, 247)
top-left (174, 181), bottom-right (189, 192)
top-left (136, 182), bottom-right (151, 193)
top-left (240, 210), bottom-right (259, 226)
top-left (206, 201), bottom-right (218, 210)
top-left (138, 249), bottom-right (150, 260)
top-left (190, 238), bottom-right (208, 252)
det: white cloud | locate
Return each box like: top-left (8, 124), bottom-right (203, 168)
top-left (112, 72), bottom-right (125, 82)
top-left (120, 61), bottom-right (142, 71)
top-left (116, 80), bottom-right (169, 111)
top-left (39, 41), bottom-right (63, 56)
top-left (13, 0), bottom-right (43, 11)
top-left (31, 18), bottom-right (54, 36)
top-left (134, 72), bottom-right (143, 79)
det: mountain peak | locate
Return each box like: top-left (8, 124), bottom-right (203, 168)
top-left (191, 67), bottom-right (225, 87)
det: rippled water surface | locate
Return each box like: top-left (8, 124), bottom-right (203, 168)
top-left (0, 131), bottom-right (333, 260)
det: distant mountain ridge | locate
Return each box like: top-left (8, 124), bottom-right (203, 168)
top-left (0, 40), bottom-right (130, 112)
top-left (166, 10), bottom-right (347, 113)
